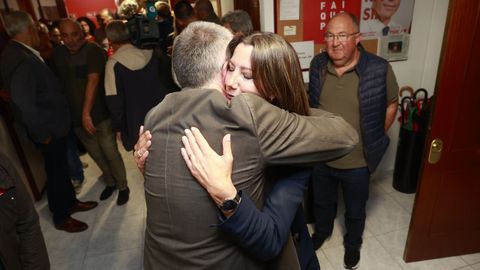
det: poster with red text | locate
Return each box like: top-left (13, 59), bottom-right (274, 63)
top-left (303, 0), bottom-right (362, 45)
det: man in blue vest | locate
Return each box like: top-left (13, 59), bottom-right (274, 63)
top-left (309, 13), bottom-right (399, 269)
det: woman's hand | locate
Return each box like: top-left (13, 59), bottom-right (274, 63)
top-left (180, 127), bottom-right (237, 206)
top-left (133, 125), bottom-right (152, 175)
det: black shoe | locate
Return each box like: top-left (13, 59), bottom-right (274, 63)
top-left (117, 187), bottom-right (130, 205)
top-left (100, 185), bottom-right (116, 200)
top-left (311, 234), bottom-right (326, 251)
top-left (344, 247), bottom-right (360, 269)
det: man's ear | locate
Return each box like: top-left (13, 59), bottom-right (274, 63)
top-left (354, 32), bottom-right (362, 46)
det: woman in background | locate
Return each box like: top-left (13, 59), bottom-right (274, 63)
top-left (77, 16), bottom-right (96, 42)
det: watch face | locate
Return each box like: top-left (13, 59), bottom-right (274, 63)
top-left (221, 199), bottom-right (238, 211)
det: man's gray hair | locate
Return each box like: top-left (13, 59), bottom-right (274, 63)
top-left (172, 21), bottom-right (233, 88)
top-left (221, 10), bottom-right (253, 36)
top-left (106, 20), bottom-right (131, 43)
top-left (4, 11), bottom-right (34, 37)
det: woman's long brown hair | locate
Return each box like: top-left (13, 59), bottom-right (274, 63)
top-left (227, 33), bottom-right (310, 116)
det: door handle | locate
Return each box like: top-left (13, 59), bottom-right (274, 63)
top-left (428, 138), bottom-right (443, 164)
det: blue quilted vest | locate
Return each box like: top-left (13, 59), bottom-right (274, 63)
top-left (308, 47), bottom-right (389, 172)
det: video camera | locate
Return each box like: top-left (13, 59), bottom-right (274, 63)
top-left (125, 0), bottom-right (159, 49)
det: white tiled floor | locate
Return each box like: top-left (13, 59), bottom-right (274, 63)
top-left (35, 152), bottom-right (480, 270)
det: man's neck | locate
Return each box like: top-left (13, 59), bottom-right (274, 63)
top-left (202, 81), bottom-right (223, 93)
top-left (13, 35), bottom-right (32, 48)
top-left (200, 71), bottom-right (225, 94)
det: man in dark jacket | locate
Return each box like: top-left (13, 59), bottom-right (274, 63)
top-left (104, 20), bottom-right (179, 152)
top-left (0, 11), bottom-right (97, 233)
top-left (0, 152), bottom-right (49, 270)
top-left (309, 13), bottom-right (399, 269)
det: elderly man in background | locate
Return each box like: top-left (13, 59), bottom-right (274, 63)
top-left (52, 18), bottom-right (129, 205)
top-left (309, 13), bottom-right (399, 269)
top-left (0, 11), bottom-right (97, 233)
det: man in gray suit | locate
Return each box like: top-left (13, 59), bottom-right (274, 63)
top-left (143, 21), bottom-right (358, 269)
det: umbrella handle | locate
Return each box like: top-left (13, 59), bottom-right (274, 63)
top-left (413, 88), bottom-right (429, 101)
top-left (399, 86), bottom-right (414, 99)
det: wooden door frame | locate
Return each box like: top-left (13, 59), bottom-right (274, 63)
top-left (404, 0), bottom-right (480, 261)
top-left (234, 0), bottom-right (260, 31)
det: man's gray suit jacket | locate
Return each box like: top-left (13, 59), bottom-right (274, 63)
top-left (143, 88), bottom-right (358, 270)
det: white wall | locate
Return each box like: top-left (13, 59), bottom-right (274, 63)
top-left (220, 0), bottom-right (234, 16)
top-left (378, 0), bottom-right (449, 172)
top-left (259, 0), bottom-right (449, 172)
top-left (260, 0), bottom-right (275, 32)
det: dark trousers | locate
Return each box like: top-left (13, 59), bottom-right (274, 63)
top-left (37, 137), bottom-right (76, 224)
top-left (312, 164), bottom-right (370, 249)
top-left (66, 130), bottom-right (84, 182)
top-left (291, 207), bottom-right (320, 270)
top-left (74, 119), bottom-right (127, 190)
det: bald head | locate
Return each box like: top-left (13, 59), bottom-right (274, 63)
top-left (327, 12), bottom-right (359, 33)
top-left (59, 18), bottom-right (86, 54)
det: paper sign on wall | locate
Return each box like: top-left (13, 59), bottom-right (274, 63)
top-left (280, 0), bottom-right (300, 20)
top-left (284, 26), bottom-right (297, 36)
top-left (290, 41), bottom-right (315, 70)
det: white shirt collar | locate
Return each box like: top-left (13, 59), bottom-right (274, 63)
top-left (14, 40), bottom-right (45, 63)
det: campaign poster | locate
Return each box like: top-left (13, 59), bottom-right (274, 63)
top-left (303, 0), bottom-right (362, 45)
top-left (360, 0), bottom-right (415, 61)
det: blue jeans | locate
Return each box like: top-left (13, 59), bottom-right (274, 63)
top-left (312, 164), bottom-right (370, 249)
top-left (66, 130), bottom-right (84, 182)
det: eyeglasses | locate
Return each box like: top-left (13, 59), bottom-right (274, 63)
top-left (324, 32), bottom-right (359, 42)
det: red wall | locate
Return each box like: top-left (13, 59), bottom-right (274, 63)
top-left (64, 0), bottom-right (117, 24)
